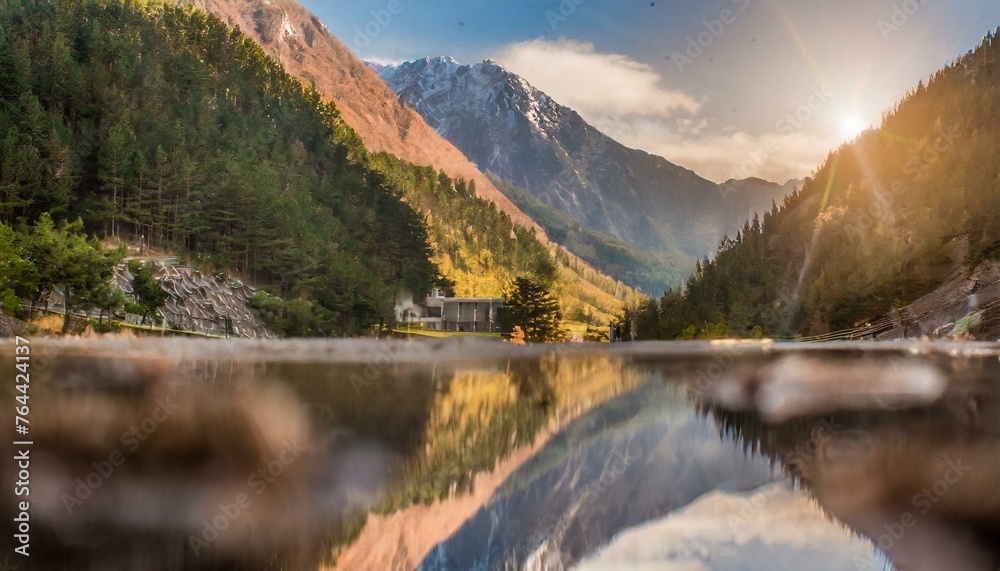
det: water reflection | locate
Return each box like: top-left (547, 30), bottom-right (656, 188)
top-left (698, 345), bottom-right (1000, 571)
top-left (0, 339), bottom-right (997, 570)
top-left (418, 382), bottom-right (775, 570)
top-left (417, 380), bottom-right (882, 571)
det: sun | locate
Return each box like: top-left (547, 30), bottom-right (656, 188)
top-left (839, 115), bottom-right (867, 139)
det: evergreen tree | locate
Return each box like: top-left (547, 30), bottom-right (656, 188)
top-left (126, 261), bottom-right (169, 325)
top-left (504, 276), bottom-right (565, 342)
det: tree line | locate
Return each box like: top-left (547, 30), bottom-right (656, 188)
top-left (0, 0), bottom-right (644, 338)
top-left (0, 215), bottom-right (175, 332)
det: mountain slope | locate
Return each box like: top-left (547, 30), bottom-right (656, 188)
top-left (374, 58), bottom-right (793, 265)
top-left (487, 174), bottom-right (691, 295)
top-left (178, 0), bottom-right (540, 234)
top-left (630, 29), bottom-right (1000, 339)
top-left (179, 0), bottom-right (642, 324)
top-left (0, 0), bottom-right (436, 335)
top-left (720, 177), bottom-right (802, 221)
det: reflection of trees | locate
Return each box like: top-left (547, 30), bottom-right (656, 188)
top-left (379, 360), bottom-right (559, 512)
top-left (509, 358), bottom-right (556, 414)
top-left (366, 356), bottom-right (637, 517)
top-left (417, 381), bottom-right (778, 571)
top-left (255, 353), bottom-right (637, 563)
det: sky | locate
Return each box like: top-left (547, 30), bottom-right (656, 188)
top-left (300, 0), bottom-right (1000, 183)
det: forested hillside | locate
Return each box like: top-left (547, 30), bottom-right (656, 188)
top-left (176, 0), bottom-right (638, 326)
top-left (180, 0), bottom-right (542, 232)
top-left (0, 0), bottom-right (439, 333)
top-left (630, 29), bottom-right (1000, 339)
top-left (371, 154), bottom-right (640, 326)
top-left (371, 154), bottom-right (555, 296)
top-left (0, 0), bottom-right (635, 336)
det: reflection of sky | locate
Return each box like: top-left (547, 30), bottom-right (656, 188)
top-left (575, 482), bottom-right (891, 571)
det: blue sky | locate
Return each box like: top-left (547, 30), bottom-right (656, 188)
top-left (300, 1), bottom-right (1000, 182)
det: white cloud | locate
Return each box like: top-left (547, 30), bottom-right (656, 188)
top-left (492, 39), bottom-right (836, 184)
top-left (493, 39), bottom-right (701, 121)
top-left (594, 119), bottom-right (833, 183)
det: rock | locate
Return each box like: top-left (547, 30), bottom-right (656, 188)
top-left (0, 311), bottom-right (24, 337)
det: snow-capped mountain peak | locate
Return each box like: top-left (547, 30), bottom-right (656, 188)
top-left (374, 56), bottom-right (794, 270)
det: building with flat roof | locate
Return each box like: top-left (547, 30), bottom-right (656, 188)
top-left (395, 289), bottom-right (504, 333)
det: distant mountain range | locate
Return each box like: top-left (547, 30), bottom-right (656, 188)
top-left (178, 0), bottom-right (798, 296)
top-left (372, 57), bottom-right (799, 284)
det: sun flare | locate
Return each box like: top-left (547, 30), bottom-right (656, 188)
top-left (839, 115), bottom-right (866, 139)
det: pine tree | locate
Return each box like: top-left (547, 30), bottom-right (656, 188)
top-left (504, 276), bottom-right (565, 342)
top-left (126, 261), bottom-right (169, 325)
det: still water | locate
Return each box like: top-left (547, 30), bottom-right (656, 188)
top-left (1, 338), bottom-right (997, 570)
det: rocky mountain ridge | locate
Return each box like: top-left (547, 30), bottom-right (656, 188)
top-left (178, 0), bottom-right (542, 234)
top-left (373, 56), bottom-right (798, 262)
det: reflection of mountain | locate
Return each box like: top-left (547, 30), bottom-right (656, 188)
top-left (0, 340), bottom-right (644, 571)
top-left (418, 382), bottom-right (777, 570)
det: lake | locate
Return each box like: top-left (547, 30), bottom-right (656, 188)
top-left (2, 338), bottom-right (998, 570)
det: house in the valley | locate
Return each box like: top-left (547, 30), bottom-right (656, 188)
top-left (395, 288), bottom-right (504, 333)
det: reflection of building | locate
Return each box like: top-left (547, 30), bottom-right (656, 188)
top-left (395, 289), bottom-right (504, 333)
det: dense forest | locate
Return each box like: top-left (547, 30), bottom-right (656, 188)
top-left (371, 154), bottom-right (557, 295)
top-left (0, 0), bottom-right (444, 333)
top-left (629, 29), bottom-right (1000, 340)
top-left (0, 0), bottom-right (640, 337)
top-left (370, 153), bottom-right (641, 328)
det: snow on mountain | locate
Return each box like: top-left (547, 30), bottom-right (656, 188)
top-left (372, 57), bottom-right (795, 262)
top-left (179, 1), bottom-right (542, 234)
